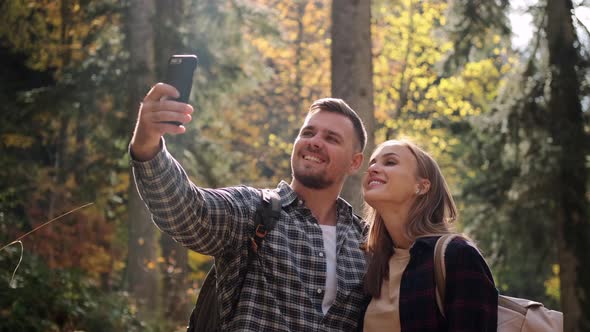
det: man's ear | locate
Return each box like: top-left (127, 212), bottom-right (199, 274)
top-left (348, 152), bottom-right (364, 175)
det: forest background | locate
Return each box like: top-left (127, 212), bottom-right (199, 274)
top-left (0, 0), bottom-right (589, 331)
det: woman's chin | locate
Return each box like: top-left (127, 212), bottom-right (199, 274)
top-left (363, 195), bottom-right (378, 208)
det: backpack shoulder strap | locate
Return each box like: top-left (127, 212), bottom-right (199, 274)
top-left (434, 234), bottom-right (459, 318)
top-left (434, 236), bottom-right (532, 322)
top-left (250, 189), bottom-right (281, 253)
top-left (188, 189), bottom-right (282, 332)
top-left (260, 189), bottom-right (281, 231)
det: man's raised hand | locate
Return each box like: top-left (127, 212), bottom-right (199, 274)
top-left (130, 83), bottom-right (194, 161)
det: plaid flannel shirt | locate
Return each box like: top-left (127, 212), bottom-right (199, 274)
top-left (131, 143), bottom-right (368, 331)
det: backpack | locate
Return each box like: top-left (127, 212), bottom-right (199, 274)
top-left (186, 189), bottom-right (282, 332)
top-left (434, 234), bottom-right (564, 331)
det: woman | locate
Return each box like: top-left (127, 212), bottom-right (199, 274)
top-left (361, 140), bottom-right (497, 331)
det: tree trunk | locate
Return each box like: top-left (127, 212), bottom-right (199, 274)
top-left (154, 0), bottom-right (191, 322)
top-left (293, 1), bottom-right (307, 116)
top-left (126, 0), bottom-right (160, 321)
top-left (331, 0), bottom-right (375, 211)
top-left (545, 0), bottom-right (590, 330)
top-left (49, 0), bottom-right (74, 219)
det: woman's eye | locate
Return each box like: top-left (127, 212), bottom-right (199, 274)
top-left (385, 160), bottom-right (397, 166)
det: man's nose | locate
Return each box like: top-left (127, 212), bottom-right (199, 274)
top-left (308, 135), bottom-right (322, 149)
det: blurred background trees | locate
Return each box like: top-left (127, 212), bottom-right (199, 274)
top-left (332, 0), bottom-right (375, 210)
top-left (0, 0), bottom-right (588, 330)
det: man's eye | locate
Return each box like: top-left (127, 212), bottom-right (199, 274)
top-left (327, 136), bottom-right (340, 144)
top-left (300, 131), bottom-right (313, 137)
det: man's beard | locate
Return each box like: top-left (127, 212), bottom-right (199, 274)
top-left (292, 169), bottom-right (333, 190)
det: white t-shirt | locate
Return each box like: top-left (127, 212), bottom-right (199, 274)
top-left (320, 224), bottom-right (337, 314)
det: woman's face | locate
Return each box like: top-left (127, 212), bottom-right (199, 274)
top-left (363, 142), bottom-right (421, 209)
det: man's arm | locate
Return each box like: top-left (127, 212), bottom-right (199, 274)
top-left (129, 83), bottom-right (253, 256)
top-left (131, 144), bottom-right (257, 256)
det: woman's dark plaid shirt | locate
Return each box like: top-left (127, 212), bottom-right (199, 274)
top-left (131, 143), bottom-right (368, 331)
top-left (359, 236), bottom-right (498, 331)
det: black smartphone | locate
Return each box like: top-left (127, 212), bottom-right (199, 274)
top-left (162, 54), bottom-right (198, 125)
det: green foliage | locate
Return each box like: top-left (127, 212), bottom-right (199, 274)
top-left (0, 245), bottom-right (142, 332)
top-left (443, 0), bottom-right (511, 71)
top-left (187, 251), bottom-right (213, 290)
top-left (457, 10), bottom-right (587, 307)
top-left (372, 0), bottom-right (512, 192)
top-left (164, 0), bottom-right (281, 188)
top-left (218, 0), bottom-right (331, 185)
top-left (456, 3), bottom-right (589, 317)
top-left (0, 0), bottom-right (129, 273)
top-left (0, 0), bottom-right (136, 327)
top-left (460, 74), bottom-right (564, 307)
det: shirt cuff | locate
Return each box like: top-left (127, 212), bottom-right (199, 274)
top-left (129, 138), bottom-right (174, 180)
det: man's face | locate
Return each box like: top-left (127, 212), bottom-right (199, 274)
top-left (291, 110), bottom-right (360, 190)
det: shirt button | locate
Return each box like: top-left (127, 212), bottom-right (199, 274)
top-left (317, 288), bottom-right (323, 294)
top-left (319, 252), bottom-right (324, 257)
top-left (298, 199), bottom-right (304, 205)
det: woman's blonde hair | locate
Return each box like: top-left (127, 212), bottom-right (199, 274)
top-left (363, 139), bottom-right (458, 297)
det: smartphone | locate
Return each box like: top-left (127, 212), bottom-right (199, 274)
top-left (162, 54), bottom-right (198, 125)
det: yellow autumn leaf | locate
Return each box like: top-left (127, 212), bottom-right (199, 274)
top-left (2, 134), bottom-right (35, 148)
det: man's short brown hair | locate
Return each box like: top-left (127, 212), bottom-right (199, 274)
top-left (308, 98), bottom-right (367, 152)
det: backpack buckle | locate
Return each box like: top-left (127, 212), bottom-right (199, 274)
top-left (255, 224), bottom-right (268, 238)
top-left (250, 224), bottom-right (268, 252)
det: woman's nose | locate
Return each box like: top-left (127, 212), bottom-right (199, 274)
top-left (367, 163), bottom-right (379, 173)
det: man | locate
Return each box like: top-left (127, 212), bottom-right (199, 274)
top-left (129, 83), bottom-right (368, 331)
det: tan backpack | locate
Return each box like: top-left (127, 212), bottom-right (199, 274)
top-left (434, 234), bottom-right (563, 331)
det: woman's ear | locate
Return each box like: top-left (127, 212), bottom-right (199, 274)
top-left (417, 178), bottom-right (431, 195)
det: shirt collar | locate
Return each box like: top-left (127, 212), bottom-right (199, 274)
top-left (276, 180), bottom-right (300, 207)
top-left (276, 181), bottom-right (355, 215)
